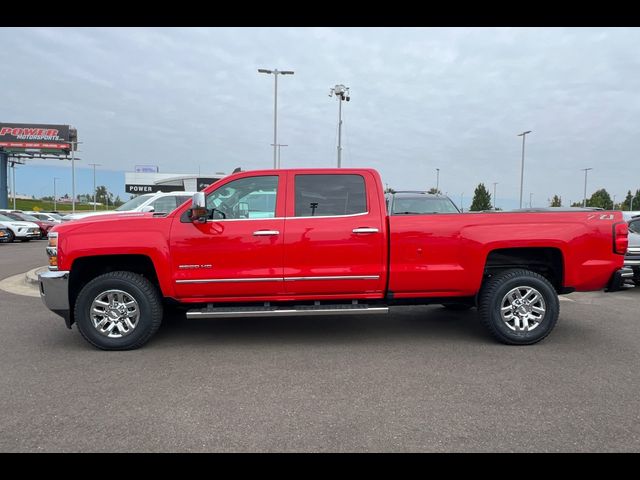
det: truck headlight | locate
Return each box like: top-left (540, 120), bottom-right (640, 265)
top-left (47, 232), bottom-right (58, 270)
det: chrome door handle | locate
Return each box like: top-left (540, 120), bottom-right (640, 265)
top-left (253, 230), bottom-right (280, 236)
top-left (352, 227), bottom-right (379, 234)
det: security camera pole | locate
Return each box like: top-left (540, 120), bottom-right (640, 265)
top-left (517, 130), bottom-right (532, 209)
top-left (258, 68), bottom-right (295, 169)
top-left (330, 84), bottom-right (350, 168)
top-left (582, 167), bottom-right (593, 207)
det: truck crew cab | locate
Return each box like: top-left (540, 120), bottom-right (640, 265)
top-left (39, 168), bottom-right (631, 350)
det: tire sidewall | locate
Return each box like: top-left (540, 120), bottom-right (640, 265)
top-left (487, 273), bottom-right (559, 344)
top-left (75, 274), bottom-right (159, 350)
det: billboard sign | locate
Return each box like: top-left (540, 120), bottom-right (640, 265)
top-left (0, 123), bottom-right (75, 151)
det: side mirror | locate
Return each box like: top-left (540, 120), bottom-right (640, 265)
top-left (190, 192), bottom-right (208, 223)
top-left (140, 205), bottom-right (155, 213)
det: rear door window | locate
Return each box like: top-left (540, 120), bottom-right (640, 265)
top-left (294, 174), bottom-right (367, 217)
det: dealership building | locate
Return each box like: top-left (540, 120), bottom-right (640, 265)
top-left (125, 166), bottom-right (228, 194)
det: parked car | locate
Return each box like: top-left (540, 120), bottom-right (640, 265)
top-left (0, 225), bottom-right (10, 243)
top-left (1, 211), bottom-right (54, 238)
top-left (0, 213), bottom-right (41, 242)
top-left (624, 215), bottom-right (640, 286)
top-left (25, 211), bottom-right (63, 224)
top-left (385, 191), bottom-right (460, 214)
top-left (39, 167), bottom-right (630, 350)
top-left (61, 191), bottom-right (196, 222)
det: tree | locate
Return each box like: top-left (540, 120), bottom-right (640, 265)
top-left (620, 189), bottom-right (640, 211)
top-left (549, 195), bottom-right (562, 207)
top-left (95, 186), bottom-right (109, 205)
top-left (469, 183), bottom-right (492, 211)
top-left (427, 187), bottom-right (442, 194)
top-left (586, 189), bottom-right (612, 209)
top-left (113, 195), bottom-right (123, 207)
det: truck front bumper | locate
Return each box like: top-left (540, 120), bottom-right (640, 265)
top-left (38, 270), bottom-right (72, 328)
top-left (605, 267), bottom-right (634, 292)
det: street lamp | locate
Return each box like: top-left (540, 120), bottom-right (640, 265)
top-left (270, 144), bottom-right (288, 169)
top-left (258, 68), bottom-right (295, 169)
top-left (530, 192), bottom-right (534, 208)
top-left (53, 177), bottom-right (60, 211)
top-left (517, 130), bottom-right (532, 209)
top-left (581, 168), bottom-right (593, 207)
top-left (67, 141), bottom-right (82, 213)
top-left (329, 84), bottom-right (350, 168)
top-left (436, 168), bottom-right (440, 193)
top-left (493, 182), bottom-right (498, 210)
top-left (88, 163), bottom-right (101, 211)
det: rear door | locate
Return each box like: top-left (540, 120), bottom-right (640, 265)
top-left (282, 172), bottom-right (386, 298)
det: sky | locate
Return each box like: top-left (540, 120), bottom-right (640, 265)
top-left (1, 27), bottom-right (639, 210)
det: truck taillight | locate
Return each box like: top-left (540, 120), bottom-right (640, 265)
top-left (613, 222), bottom-right (628, 255)
top-left (47, 232), bottom-right (58, 270)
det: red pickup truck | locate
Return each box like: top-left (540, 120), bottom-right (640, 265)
top-left (39, 168), bottom-right (631, 350)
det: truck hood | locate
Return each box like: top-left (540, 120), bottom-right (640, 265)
top-left (50, 211), bottom-right (162, 234)
top-left (62, 210), bottom-right (118, 221)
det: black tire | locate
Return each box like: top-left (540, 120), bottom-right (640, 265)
top-left (5, 230), bottom-right (15, 243)
top-left (442, 303), bottom-right (474, 311)
top-left (633, 279), bottom-right (640, 287)
top-left (74, 271), bottom-right (163, 350)
top-left (478, 269), bottom-right (559, 345)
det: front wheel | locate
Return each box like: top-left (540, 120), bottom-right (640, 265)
top-left (74, 271), bottom-right (163, 350)
top-left (478, 269), bottom-right (559, 345)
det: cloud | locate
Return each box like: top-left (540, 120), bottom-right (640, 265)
top-left (1, 27), bottom-right (639, 206)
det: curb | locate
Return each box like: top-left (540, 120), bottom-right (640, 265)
top-left (25, 266), bottom-right (48, 286)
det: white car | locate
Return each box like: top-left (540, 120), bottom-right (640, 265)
top-left (0, 213), bottom-right (42, 242)
top-left (24, 211), bottom-right (64, 224)
top-left (61, 191), bottom-right (196, 222)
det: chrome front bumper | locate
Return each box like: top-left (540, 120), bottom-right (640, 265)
top-left (38, 270), bottom-right (72, 328)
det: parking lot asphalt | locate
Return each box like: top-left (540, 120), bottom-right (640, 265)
top-left (1, 240), bottom-right (639, 452)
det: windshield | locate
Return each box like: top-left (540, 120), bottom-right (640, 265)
top-left (16, 213), bottom-right (40, 222)
top-left (115, 194), bottom-right (154, 211)
top-left (0, 214), bottom-right (17, 222)
top-left (47, 213), bottom-right (62, 220)
top-left (392, 197), bottom-right (459, 214)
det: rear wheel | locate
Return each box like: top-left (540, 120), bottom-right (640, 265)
top-left (74, 271), bottom-right (163, 350)
top-left (478, 269), bottom-right (559, 345)
top-left (5, 230), bottom-right (15, 242)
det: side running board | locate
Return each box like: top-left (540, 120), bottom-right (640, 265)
top-left (186, 303), bottom-right (389, 319)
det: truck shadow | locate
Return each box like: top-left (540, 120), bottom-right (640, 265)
top-left (154, 305), bottom-right (490, 346)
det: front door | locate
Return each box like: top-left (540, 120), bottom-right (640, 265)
top-left (170, 173), bottom-right (285, 300)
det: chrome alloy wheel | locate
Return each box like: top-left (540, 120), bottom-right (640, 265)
top-left (90, 289), bottom-right (140, 338)
top-left (500, 286), bottom-right (546, 332)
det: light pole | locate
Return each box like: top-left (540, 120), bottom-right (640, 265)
top-left (258, 68), bottom-right (295, 169)
top-left (88, 163), bottom-right (101, 211)
top-left (581, 168), bottom-right (593, 207)
top-left (493, 182), bottom-right (498, 210)
top-left (53, 177), bottom-right (60, 211)
top-left (612, 194), bottom-right (616, 210)
top-left (436, 168), bottom-right (440, 193)
top-left (530, 192), bottom-right (534, 208)
top-left (329, 84), bottom-right (350, 168)
top-left (270, 144), bottom-right (288, 169)
top-left (460, 193), bottom-right (464, 212)
top-left (517, 130), bottom-right (532, 209)
top-left (67, 141), bottom-right (82, 213)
